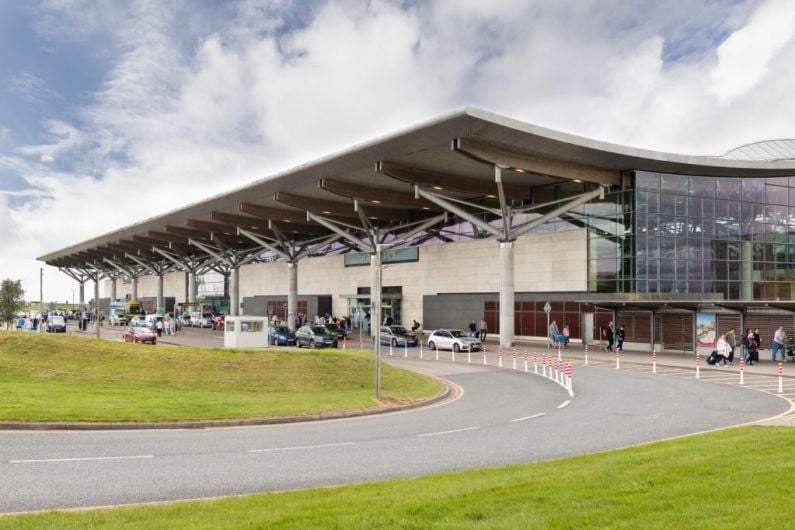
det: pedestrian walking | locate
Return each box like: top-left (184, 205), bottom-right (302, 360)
top-left (549, 320), bottom-right (560, 346)
top-left (725, 328), bottom-right (736, 366)
top-left (605, 320), bottom-right (615, 352)
top-left (478, 317), bottom-right (488, 342)
top-left (716, 333), bottom-right (730, 366)
top-left (616, 325), bottom-right (625, 352)
top-left (771, 326), bottom-right (787, 362)
top-left (468, 320), bottom-right (477, 337)
top-left (562, 324), bottom-right (570, 348)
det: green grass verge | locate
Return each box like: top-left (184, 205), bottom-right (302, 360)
top-left (2, 426), bottom-right (792, 528)
top-left (0, 331), bottom-right (441, 422)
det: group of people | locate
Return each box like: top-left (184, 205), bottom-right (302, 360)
top-left (548, 320), bottom-right (572, 348)
top-left (602, 321), bottom-right (625, 353)
top-left (467, 318), bottom-right (489, 341)
top-left (712, 325), bottom-right (788, 367)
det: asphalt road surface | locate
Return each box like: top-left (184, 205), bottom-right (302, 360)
top-left (0, 358), bottom-right (789, 513)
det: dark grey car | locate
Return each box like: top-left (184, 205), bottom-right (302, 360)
top-left (295, 326), bottom-right (338, 349)
top-left (379, 325), bottom-right (418, 347)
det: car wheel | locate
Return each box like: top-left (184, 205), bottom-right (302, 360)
top-left (309, 339), bottom-right (315, 349)
top-left (428, 341), bottom-right (436, 351)
top-left (453, 343), bottom-right (460, 353)
top-left (391, 338), bottom-right (397, 347)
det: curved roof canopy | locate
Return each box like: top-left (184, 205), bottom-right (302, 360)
top-left (39, 107), bottom-right (795, 271)
top-left (722, 139), bottom-right (795, 161)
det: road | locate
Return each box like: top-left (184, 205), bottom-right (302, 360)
top-left (0, 357), bottom-right (789, 513)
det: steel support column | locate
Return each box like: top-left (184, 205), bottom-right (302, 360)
top-left (372, 246), bottom-right (382, 399)
top-left (189, 273), bottom-right (197, 303)
top-left (79, 282), bottom-right (85, 306)
top-left (131, 277), bottom-right (138, 301)
top-left (499, 241), bottom-right (515, 348)
top-left (287, 263), bottom-right (297, 330)
top-left (110, 279), bottom-right (117, 301)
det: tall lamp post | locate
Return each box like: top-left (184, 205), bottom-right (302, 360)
top-left (39, 268), bottom-right (43, 318)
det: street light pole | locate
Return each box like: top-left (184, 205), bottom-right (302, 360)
top-left (372, 245), bottom-right (383, 400)
top-left (39, 268), bottom-right (43, 318)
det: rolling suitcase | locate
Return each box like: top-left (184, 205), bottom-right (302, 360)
top-left (706, 351), bottom-right (719, 365)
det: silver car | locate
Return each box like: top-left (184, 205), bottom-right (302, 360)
top-left (427, 329), bottom-right (482, 352)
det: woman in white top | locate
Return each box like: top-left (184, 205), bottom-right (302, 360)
top-left (716, 334), bottom-right (729, 367)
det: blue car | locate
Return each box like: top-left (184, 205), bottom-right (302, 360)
top-left (269, 325), bottom-right (296, 346)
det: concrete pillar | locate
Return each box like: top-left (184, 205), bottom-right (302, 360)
top-left (287, 262), bottom-right (298, 330)
top-left (741, 240), bottom-right (753, 300)
top-left (110, 278), bottom-right (117, 301)
top-left (183, 271), bottom-right (189, 305)
top-left (499, 241), bottom-right (515, 348)
top-left (131, 277), bottom-right (138, 301)
top-left (188, 273), bottom-right (197, 303)
top-left (156, 275), bottom-right (164, 314)
top-left (229, 267), bottom-right (239, 316)
top-left (79, 281), bottom-right (85, 306)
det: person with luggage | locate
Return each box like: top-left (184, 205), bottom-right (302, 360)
top-left (478, 318), bottom-right (488, 342)
top-left (715, 334), bottom-right (730, 366)
top-left (562, 324), bottom-right (570, 348)
top-left (468, 320), bottom-right (477, 337)
top-left (771, 326), bottom-right (787, 362)
top-left (743, 332), bottom-right (759, 365)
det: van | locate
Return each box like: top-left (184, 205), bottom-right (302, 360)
top-left (190, 312), bottom-right (214, 328)
top-left (143, 314), bottom-right (164, 329)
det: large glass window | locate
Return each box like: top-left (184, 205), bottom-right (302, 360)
top-left (627, 170), bottom-right (795, 300)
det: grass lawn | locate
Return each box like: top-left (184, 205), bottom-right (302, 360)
top-left (1, 426), bottom-right (792, 528)
top-left (0, 331), bottom-right (442, 422)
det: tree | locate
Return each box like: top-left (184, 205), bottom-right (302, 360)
top-left (0, 279), bottom-right (25, 330)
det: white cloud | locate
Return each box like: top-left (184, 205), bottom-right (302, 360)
top-left (708, 0), bottom-right (795, 102)
top-left (3, 0), bottom-right (795, 302)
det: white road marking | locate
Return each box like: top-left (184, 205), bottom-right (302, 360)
top-left (11, 455), bottom-right (154, 464)
top-left (417, 426), bottom-right (479, 437)
top-left (249, 442), bottom-right (355, 453)
top-left (557, 400), bottom-right (571, 409)
top-left (511, 412), bottom-right (546, 422)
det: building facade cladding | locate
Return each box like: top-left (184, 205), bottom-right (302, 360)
top-left (628, 171), bottom-right (795, 300)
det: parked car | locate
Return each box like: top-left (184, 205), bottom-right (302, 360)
top-left (323, 322), bottom-right (348, 340)
top-left (129, 316), bottom-right (146, 327)
top-left (121, 326), bottom-right (157, 344)
top-left (427, 329), bottom-right (482, 352)
top-left (269, 325), bottom-right (296, 346)
top-left (295, 326), bottom-right (338, 349)
top-left (379, 325), bottom-right (418, 347)
top-left (46, 315), bottom-right (67, 333)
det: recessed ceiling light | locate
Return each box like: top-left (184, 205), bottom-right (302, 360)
top-left (432, 186), bottom-right (443, 191)
top-left (486, 194), bottom-right (496, 198)
top-left (322, 210), bottom-right (332, 214)
top-left (371, 200), bottom-right (381, 204)
top-left (573, 179), bottom-right (582, 183)
top-left (514, 168), bottom-right (526, 173)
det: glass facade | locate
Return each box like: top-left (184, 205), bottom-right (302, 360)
top-left (622, 171), bottom-right (795, 300)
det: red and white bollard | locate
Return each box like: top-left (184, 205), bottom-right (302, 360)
top-left (615, 349), bottom-right (620, 370)
top-left (498, 347), bottom-right (503, 368)
top-left (542, 354), bottom-right (547, 378)
top-left (483, 344), bottom-right (487, 365)
top-left (533, 352), bottom-right (538, 374)
top-left (696, 353), bottom-right (700, 379)
top-left (584, 343), bottom-right (589, 366)
top-left (524, 350), bottom-right (528, 372)
top-left (512, 347), bottom-right (517, 370)
top-left (778, 363), bottom-right (784, 394)
top-left (404, 340), bottom-right (408, 358)
top-left (343, 337), bottom-right (347, 350)
top-left (452, 346), bottom-right (456, 363)
top-left (739, 358), bottom-right (745, 385)
top-left (419, 341), bottom-right (423, 360)
top-left (435, 341), bottom-right (440, 361)
top-left (558, 344), bottom-right (562, 361)
top-left (389, 341), bottom-right (393, 356)
top-left (468, 343), bottom-right (472, 364)
top-left (652, 350), bottom-right (657, 374)
top-left (565, 362), bottom-right (573, 394)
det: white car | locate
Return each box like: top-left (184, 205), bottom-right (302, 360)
top-left (427, 329), bottom-right (482, 352)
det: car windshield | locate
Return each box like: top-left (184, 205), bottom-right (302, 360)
top-left (325, 323), bottom-right (339, 330)
top-left (203, 313), bottom-right (214, 318)
top-left (390, 326), bottom-right (409, 334)
top-left (132, 327), bottom-right (151, 333)
top-left (310, 326), bottom-right (328, 334)
top-left (274, 326), bottom-right (290, 333)
top-left (450, 330), bottom-right (469, 338)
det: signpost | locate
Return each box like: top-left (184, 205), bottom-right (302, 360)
top-left (543, 302), bottom-right (551, 350)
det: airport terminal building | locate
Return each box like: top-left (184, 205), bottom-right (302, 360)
top-left (39, 108), bottom-right (795, 352)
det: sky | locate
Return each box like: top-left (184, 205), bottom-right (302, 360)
top-left (1, 0), bottom-right (795, 303)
